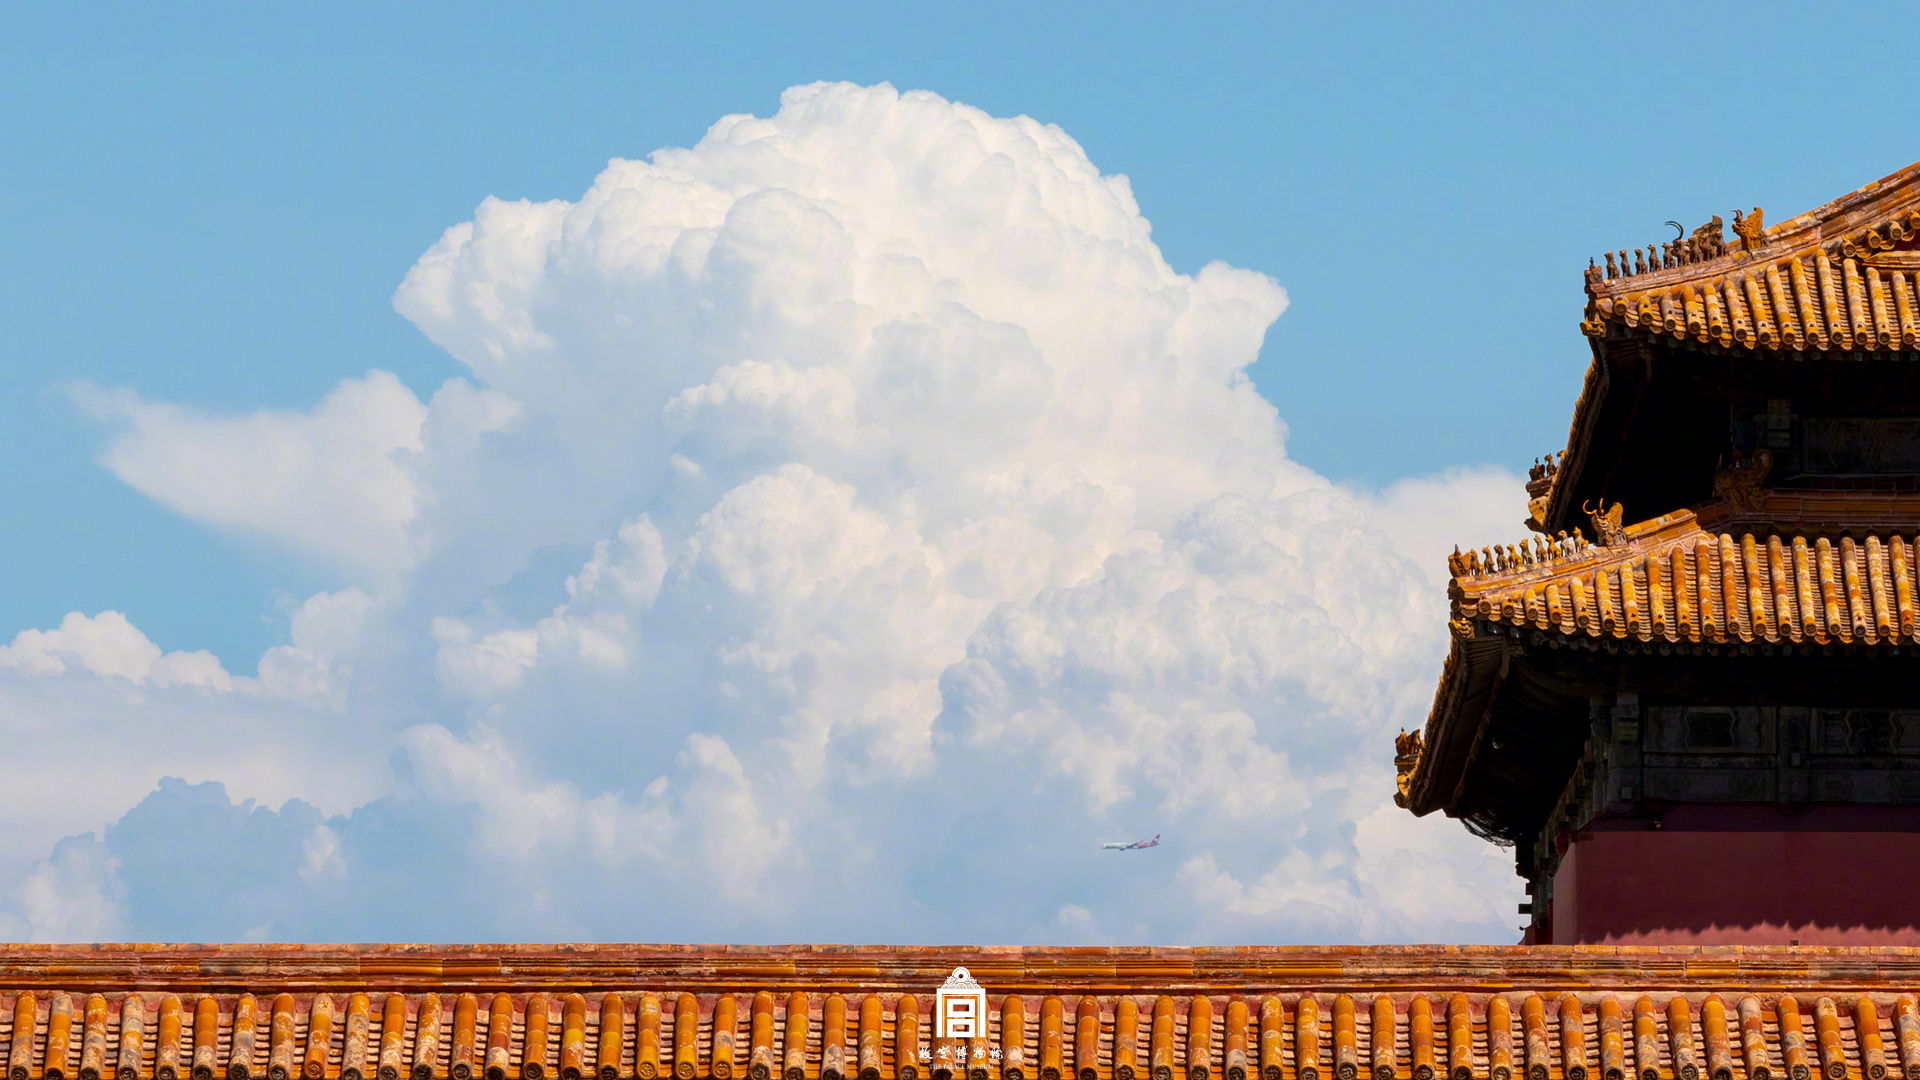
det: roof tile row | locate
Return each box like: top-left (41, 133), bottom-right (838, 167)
top-left (1454, 521), bottom-right (1920, 646)
top-left (1582, 240), bottom-right (1920, 353)
top-left (5, 991), bottom-right (1920, 1080)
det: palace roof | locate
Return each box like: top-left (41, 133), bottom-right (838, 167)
top-left (1536, 160), bottom-right (1920, 539)
top-left (8, 945), bottom-right (1920, 1080)
top-left (1401, 491), bottom-right (1920, 824)
top-left (1581, 160), bottom-right (1920, 354)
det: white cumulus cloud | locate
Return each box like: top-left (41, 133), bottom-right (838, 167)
top-left (0, 610), bottom-right (229, 689)
top-left (8, 82), bottom-right (1526, 943)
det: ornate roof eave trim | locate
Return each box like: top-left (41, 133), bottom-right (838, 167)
top-left (1580, 159), bottom-right (1920, 354)
top-left (1447, 494), bottom-right (1920, 648)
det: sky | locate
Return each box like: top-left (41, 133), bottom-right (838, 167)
top-left (0, 1), bottom-right (1913, 944)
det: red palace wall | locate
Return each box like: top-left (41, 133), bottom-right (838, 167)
top-left (1548, 805), bottom-right (1920, 945)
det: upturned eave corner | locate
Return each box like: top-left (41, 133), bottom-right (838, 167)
top-left (1392, 724), bottom-right (1424, 812)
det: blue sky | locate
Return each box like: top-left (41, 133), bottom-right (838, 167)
top-left (0, 1), bottom-right (1913, 943)
top-left (9, 0), bottom-right (1914, 665)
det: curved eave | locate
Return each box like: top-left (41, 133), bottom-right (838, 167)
top-left (1540, 347), bottom-right (1609, 536)
top-left (1404, 631), bottom-right (1506, 818)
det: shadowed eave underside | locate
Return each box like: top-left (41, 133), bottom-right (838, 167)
top-left (1402, 492), bottom-right (1920, 823)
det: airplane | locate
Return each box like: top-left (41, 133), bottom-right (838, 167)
top-left (1101, 834), bottom-right (1160, 851)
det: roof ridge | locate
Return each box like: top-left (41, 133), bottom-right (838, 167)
top-left (1585, 159), bottom-right (1920, 293)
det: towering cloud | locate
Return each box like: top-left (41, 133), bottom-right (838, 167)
top-left (3, 82), bottom-right (1520, 942)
